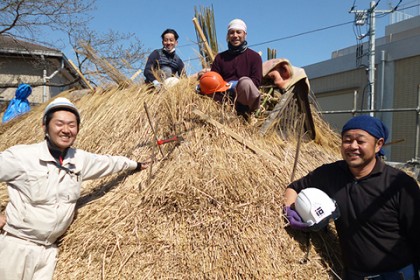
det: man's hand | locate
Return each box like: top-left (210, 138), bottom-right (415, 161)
top-left (152, 80), bottom-right (162, 91)
top-left (134, 158), bottom-right (154, 172)
top-left (284, 205), bottom-right (310, 231)
top-left (197, 68), bottom-right (210, 79)
top-left (228, 80), bottom-right (238, 93)
top-left (0, 214), bottom-right (6, 229)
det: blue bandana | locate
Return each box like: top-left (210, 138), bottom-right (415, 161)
top-left (341, 115), bottom-right (389, 156)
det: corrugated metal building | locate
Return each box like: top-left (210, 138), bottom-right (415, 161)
top-left (305, 15), bottom-right (420, 162)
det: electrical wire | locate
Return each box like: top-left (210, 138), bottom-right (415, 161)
top-left (352, 10), bottom-right (369, 67)
top-left (350, 0), bottom-right (357, 12)
top-left (182, 20), bottom-right (354, 63)
top-left (249, 21), bottom-right (353, 48)
top-left (181, 2), bottom-right (420, 63)
top-left (349, 0), bottom-right (419, 104)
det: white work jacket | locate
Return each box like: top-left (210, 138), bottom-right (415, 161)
top-left (0, 140), bottom-right (137, 245)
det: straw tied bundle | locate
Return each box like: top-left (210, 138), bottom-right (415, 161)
top-left (0, 79), bottom-right (343, 279)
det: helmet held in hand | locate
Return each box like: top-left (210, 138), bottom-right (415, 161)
top-left (295, 188), bottom-right (340, 231)
top-left (199, 71), bottom-right (230, 95)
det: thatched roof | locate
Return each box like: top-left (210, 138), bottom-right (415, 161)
top-left (0, 78), bottom-right (344, 279)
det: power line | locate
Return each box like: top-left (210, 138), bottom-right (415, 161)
top-left (248, 2), bottom-right (420, 49)
top-left (182, 2), bottom-right (420, 63)
top-left (182, 20), bottom-right (354, 62)
top-left (250, 21), bottom-right (354, 48)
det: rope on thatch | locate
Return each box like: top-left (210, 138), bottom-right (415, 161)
top-left (79, 42), bottom-right (132, 88)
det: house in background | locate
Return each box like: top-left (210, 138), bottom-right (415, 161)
top-left (304, 13), bottom-right (420, 163)
top-left (0, 35), bottom-right (89, 105)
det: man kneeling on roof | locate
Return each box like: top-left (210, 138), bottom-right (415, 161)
top-left (196, 19), bottom-right (262, 119)
top-left (144, 28), bottom-right (185, 91)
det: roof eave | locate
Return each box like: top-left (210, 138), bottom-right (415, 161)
top-left (0, 48), bottom-right (63, 57)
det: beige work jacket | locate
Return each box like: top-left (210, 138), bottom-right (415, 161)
top-left (0, 141), bottom-right (137, 245)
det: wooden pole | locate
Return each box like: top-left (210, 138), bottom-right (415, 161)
top-left (144, 102), bottom-right (165, 158)
top-left (290, 113), bottom-right (306, 182)
top-left (130, 69), bottom-right (142, 81)
top-left (67, 59), bottom-right (94, 91)
top-left (192, 17), bottom-right (215, 63)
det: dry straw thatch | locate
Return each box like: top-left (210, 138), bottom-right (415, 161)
top-left (0, 77), bottom-right (344, 279)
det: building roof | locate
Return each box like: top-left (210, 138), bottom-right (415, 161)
top-left (0, 35), bottom-right (62, 57)
top-left (0, 34), bottom-right (90, 90)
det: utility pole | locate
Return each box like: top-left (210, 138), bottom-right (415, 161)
top-left (368, 1), bottom-right (376, 117)
top-left (349, 1), bottom-right (397, 116)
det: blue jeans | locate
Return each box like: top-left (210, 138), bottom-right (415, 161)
top-left (345, 264), bottom-right (419, 280)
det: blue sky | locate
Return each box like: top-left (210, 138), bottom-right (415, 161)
top-left (56, 0), bottom-right (413, 76)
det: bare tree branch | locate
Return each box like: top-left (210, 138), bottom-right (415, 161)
top-left (0, 0), bottom-right (24, 34)
top-left (68, 28), bottom-right (148, 85)
top-left (0, 0), bottom-right (95, 36)
top-left (1, 0), bottom-right (148, 86)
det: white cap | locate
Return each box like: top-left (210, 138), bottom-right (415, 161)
top-left (228, 19), bottom-right (247, 33)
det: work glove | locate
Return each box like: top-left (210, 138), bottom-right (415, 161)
top-left (152, 80), bottom-right (162, 91)
top-left (195, 84), bottom-right (201, 94)
top-left (228, 80), bottom-right (238, 93)
top-left (284, 205), bottom-right (310, 231)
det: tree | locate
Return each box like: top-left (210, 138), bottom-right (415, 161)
top-left (0, 0), bottom-right (94, 37)
top-left (68, 27), bottom-right (148, 86)
top-left (1, 0), bottom-right (147, 86)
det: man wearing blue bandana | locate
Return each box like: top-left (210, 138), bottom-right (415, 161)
top-left (284, 115), bottom-right (420, 280)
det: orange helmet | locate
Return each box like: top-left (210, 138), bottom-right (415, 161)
top-left (199, 71), bottom-right (230, 94)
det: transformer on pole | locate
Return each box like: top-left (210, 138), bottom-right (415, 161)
top-left (349, 1), bottom-right (400, 116)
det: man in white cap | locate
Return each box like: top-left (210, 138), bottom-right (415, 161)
top-left (0, 97), bottom-right (151, 280)
top-left (210, 18), bottom-right (263, 119)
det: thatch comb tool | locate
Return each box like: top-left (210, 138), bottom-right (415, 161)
top-left (157, 135), bottom-right (184, 146)
top-left (144, 102), bottom-right (164, 157)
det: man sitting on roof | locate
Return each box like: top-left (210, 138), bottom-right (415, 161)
top-left (144, 29), bottom-right (185, 91)
top-left (197, 19), bottom-right (263, 118)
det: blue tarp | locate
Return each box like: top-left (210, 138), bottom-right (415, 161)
top-left (2, 84), bottom-right (32, 123)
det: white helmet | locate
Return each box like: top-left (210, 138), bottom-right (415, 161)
top-left (295, 188), bottom-right (340, 231)
top-left (43, 97), bottom-right (80, 126)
